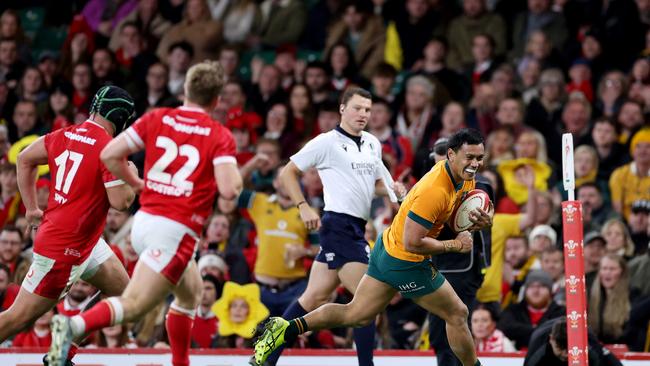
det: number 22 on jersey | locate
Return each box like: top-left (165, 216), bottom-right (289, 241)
top-left (147, 136), bottom-right (200, 191)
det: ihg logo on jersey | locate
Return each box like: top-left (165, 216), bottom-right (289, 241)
top-left (398, 281), bottom-right (424, 293)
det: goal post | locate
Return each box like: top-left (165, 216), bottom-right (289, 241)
top-left (561, 133), bottom-right (589, 366)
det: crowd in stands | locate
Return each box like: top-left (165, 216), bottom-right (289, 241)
top-left (0, 0), bottom-right (649, 355)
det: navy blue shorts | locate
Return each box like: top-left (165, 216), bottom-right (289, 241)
top-left (315, 211), bottom-right (370, 269)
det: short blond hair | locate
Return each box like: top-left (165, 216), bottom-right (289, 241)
top-left (184, 60), bottom-right (225, 107)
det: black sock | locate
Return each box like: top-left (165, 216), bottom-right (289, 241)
top-left (284, 317), bottom-right (309, 343)
top-left (474, 360), bottom-right (482, 366)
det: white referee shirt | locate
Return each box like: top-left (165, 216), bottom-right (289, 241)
top-left (291, 126), bottom-right (382, 220)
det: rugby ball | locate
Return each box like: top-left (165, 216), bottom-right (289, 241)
top-left (450, 189), bottom-right (493, 232)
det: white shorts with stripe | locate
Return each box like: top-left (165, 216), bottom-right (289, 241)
top-left (131, 211), bottom-right (199, 285)
top-left (22, 237), bottom-right (114, 299)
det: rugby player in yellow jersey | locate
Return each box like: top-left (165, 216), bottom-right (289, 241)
top-left (252, 128), bottom-right (492, 366)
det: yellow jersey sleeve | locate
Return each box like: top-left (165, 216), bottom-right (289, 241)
top-left (407, 186), bottom-right (448, 230)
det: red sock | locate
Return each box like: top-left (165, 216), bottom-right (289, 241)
top-left (76, 299), bottom-right (117, 335)
top-left (165, 309), bottom-right (194, 366)
top-left (66, 343), bottom-right (78, 361)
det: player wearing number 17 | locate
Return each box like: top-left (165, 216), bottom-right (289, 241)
top-left (0, 86), bottom-right (137, 366)
top-left (47, 61), bottom-right (243, 366)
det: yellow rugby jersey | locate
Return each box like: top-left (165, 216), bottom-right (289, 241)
top-left (238, 190), bottom-right (318, 279)
top-left (383, 161), bottom-right (475, 262)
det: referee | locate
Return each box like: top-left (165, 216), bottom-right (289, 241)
top-left (268, 87), bottom-right (406, 366)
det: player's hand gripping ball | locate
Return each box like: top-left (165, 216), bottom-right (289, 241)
top-left (450, 189), bottom-right (493, 232)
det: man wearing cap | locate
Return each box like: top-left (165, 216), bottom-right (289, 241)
top-left (583, 231), bottom-right (607, 290)
top-left (609, 128), bottom-right (650, 220)
top-left (628, 200), bottom-right (650, 255)
top-left (498, 270), bottom-right (566, 349)
top-left (0, 85), bottom-right (137, 365)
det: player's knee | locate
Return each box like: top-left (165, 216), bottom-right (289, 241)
top-left (447, 302), bottom-right (469, 327)
top-left (298, 294), bottom-right (328, 311)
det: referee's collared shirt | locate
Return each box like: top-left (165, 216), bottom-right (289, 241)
top-left (290, 126), bottom-right (382, 220)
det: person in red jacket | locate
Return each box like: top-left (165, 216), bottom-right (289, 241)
top-left (13, 309), bottom-right (54, 347)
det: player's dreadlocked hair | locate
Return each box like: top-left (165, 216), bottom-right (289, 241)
top-left (89, 85), bottom-right (135, 135)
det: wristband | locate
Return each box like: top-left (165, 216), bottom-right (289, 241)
top-left (443, 240), bottom-right (459, 253)
top-left (296, 200), bottom-right (307, 208)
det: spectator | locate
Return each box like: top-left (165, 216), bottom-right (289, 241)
top-left (528, 224), bottom-right (556, 257)
top-left (498, 270), bottom-right (566, 349)
top-left (588, 254), bottom-right (636, 344)
top-left (16, 67), bottom-right (47, 103)
top-left (304, 61), bottom-right (334, 108)
top-left (236, 170), bottom-right (318, 317)
top-left (211, 282), bottom-right (269, 348)
top-left (202, 214), bottom-right (251, 284)
top-left (595, 71), bottom-right (629, 119)
top-left (0, 263), bottom-right (18, 311)
top-left (166, 41), bottom-right (193, 97)
top-left (447, 0), bottom-right (506, 70)
top-left (395, 75), bottom-right (436, 152)
top-left (609, 128), bottom-right (650, 220)
top-left (43, 82), bottom-right (74, 131)
top-left (490, 63), bottom-right (518, 100)
top-left (239, 138), bottom-right (281, 194)
top-left (511, 0), bottom-right (568, 59)
top-left (368, 98), bottom-right (413, 178)
top-left (58, 18), bottom-right (94, 81)
top-left (104, 207), bottom-right (132, 248)
top-left (192, 275), bottom-right (219, 348)
top-left (0, 164), bottom-right (24, 226)
top-left (629, 244), bottom-right (650, 297)
top-left (578, 183), bottom-right (615, 232)
top-left (134, 62), bottom-right (180, 117)
top-left (0, 38), bottom-right (25, 87)
top-left (539, 247), bottom-right (565, 305)
top-left (197, 253), bottom-right (228, 284)
top-left (91, 48), bottom-right (124, 87)
top-left (524, 68), bottom-right (565, 140)
top-left (583, 231), bottom-right (607, 289)
top-left (261, 103), bottom-right (300, 159)
top-left (324, 1), bottom-right (385, 80)
top-left (91, 324), bottom-right (137, 348)
top-left (250, 0), bottom-right (307, 48)
top-left (591, 117), bottom-right (629, 181)
top-left (615, 100), bottom-right (644, 148)
top-left (218, 44), bottom-right (241, 82)
top-left (9, 100), bottom-right (45, 144)
top-left (157, 0), bottom-right (223, 63)
top-left (463, 33), bottom-right (501, 89)
top-left (315, 100), bottom-right (340, 135)
top-left (56, 280), bottom-right (95, 317)
top-left (476, 166), bottom-right (538, 305)
top-left (325, 43), bottom-right (362, 92)
top-left (274, 45), bottom-right (297, 90)
top-left (287, 83), bottom-right (316, 138)
top-left (108, 0), bottom-right (172, 52)
top-left (519, 59), bottom-right (541, 104)
top-left (495, 98), bottom-right (525, 136)
top-left (517, 31), bottom-right (564, 73)
top-left (81, 0), bottom-right (137, 38)
top-left (385, 0), bottom-right (443, 71)
top-left (566, 59), bottom-right (593, 102)
top-left (467, 83), bottom-right (499, 137)
top-left (247, 64), bottom-right (286, 118)
top-left (485, 126), bottom-right (514, 167)
top-left (413, 37), bottom-right (470, 103)
top-left (370, 62), bottom-right (397, 103)
top-left (471, 304), bottom-right (516, 352)
top-left (501, 235), bottom-right (538, 307)
top-left (37, 52), bottom-right (59, 91)
top-left (601, 218), bottom-right (636, 261)
top-left (226, 108), bottom-right (258, 166)
top-left (524, 317), bottom-right (623, 366)
top-left (0, 10), bottom-right (30, 64)
top-left (211, 0), bottom-right (257, 45)
top-left (627, 200), bottom-right (650, 255)
top-left (385, 293), bottom-right (427, 349)
top-left (70, 62), bottom-right (94, 119)
top-left (12, 309), bottom-right (53, 347)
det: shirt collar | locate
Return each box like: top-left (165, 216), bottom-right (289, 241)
top-left (335, 125), bottom-right (363, 150)
top-left (444, 161), bottom-right (463, 192)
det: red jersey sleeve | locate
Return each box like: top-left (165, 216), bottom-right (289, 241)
top-left (124, 113), bottom-right (149, 151)
top-left (212, 126), bottom-right (237, 166)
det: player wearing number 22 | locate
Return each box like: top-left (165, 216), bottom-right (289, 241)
top-left (47, 61), bottom-right (243, 366)
top-left (0, 86), bottom-right (137, 366)
top-left (253, 128), bottom-right (493, 366)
